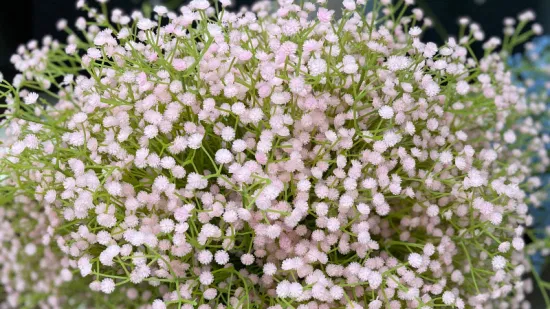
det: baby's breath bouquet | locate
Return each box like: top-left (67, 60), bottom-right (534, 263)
top-left (0, 0), bottom-right (548, 308)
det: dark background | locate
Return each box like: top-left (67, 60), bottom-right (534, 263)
top-left (0, 0), bottom-right (549, 305)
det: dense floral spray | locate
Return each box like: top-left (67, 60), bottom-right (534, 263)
top-left (0, 0), bottom-right (549, 308)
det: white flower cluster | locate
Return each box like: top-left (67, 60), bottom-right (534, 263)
top-left (0, 0), bottom-right (548, 308)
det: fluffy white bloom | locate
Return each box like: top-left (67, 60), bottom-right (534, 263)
top-left (492, 255), bottom-right (507, 270)
top-left (215, 149), bottom-right (233, 164)
top-left (308, 58), bottom-right (327, 76)
top-left (24, 92), bottom-right (39, 104)
top-left (378, 106), bottom-right (394, 119)
top-left (100, 278), bottom-right (115, 294)
top-left (408, 253), bottom-right (423, 268)
top-left (386, 56), bottom-right (411, 71)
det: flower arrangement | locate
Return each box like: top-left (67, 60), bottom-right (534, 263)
top-left (0, 0), bottom-right (548, 308)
